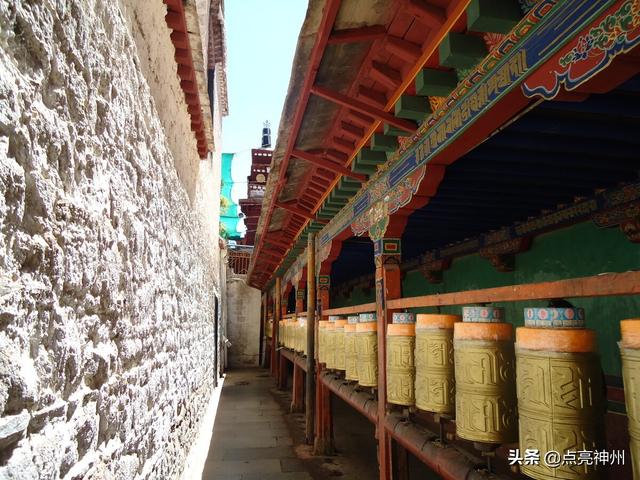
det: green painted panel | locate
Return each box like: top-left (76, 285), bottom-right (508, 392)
top-left (394, 95), bottom-right (431, 122)
top-left (371, 134), bottom-right (398, 153)
top-left (467, 0), bottom-right (522, 34)
top-left (415, 69), bottom-right (458, 97)
top-left (384, 124), bottom-right (412, 137)
top-left (439, 32), bottom-right (488, 69)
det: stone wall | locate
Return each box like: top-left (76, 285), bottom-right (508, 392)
top-left (0, 0), bottom-right (223, 478)
top-left (226, 275), bottom-right (261, 368)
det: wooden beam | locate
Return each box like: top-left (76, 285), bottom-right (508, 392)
top-left (292, 149), bottom-right (366, 181)
top-left (347, 110), bottom-right (375, 128)
top-left (327, 25), bottom-right (387, 44)
top-left (358, 85), bottom-right (387, 107)
top-left (385, 35), bottom-right (422, 63)
top-left (406, 0), bottom-right (446, 30)
top-left (311, 85), bottom-right (417, 133)
top-left (333, 137), bottom-right (356, 152)
top-left (275, 201), bottom-right (316, 220)
top-left (265, 237), bottom-right (291, 249)
top-left (387, 271), bottom-right (640, 309)
top-left (322, 302), bottom-right (378, 316)
top-left (325, 149), bottom-right (349, 163)
top-left (370, 61), bottom-right (402, 89)
top-left (305, 233), bottom-right (317, 443)
top-left (341, 121), bottom-right (365, 139)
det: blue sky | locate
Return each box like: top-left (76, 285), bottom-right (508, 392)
top-left (222, 0), bottom-right (308, 233)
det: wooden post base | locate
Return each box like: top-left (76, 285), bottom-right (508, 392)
top-left (291, 361), bottom-right (305, 412)
top-left (314, 367), bottom-right (334, 455)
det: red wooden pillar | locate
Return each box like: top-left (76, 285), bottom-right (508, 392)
top-left (295, 284), bottom-right (306, 314)
top-left (291, 280), bottom-right (306, 412)
top-left (314, 273), bottom-right (334, 455)
top-left (272, 278), bottom-right (281, 382)
top-left (374, 238), bottom-right (402, 480)
top-left (267, 291), bottom-right (278, 377)
top-left (291, 363), bottom-right (305, 412)
top-left (305, 237), bottom-right (317, 444)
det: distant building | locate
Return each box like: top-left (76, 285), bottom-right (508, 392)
top-left (239, 124), bottom-right (272, 245)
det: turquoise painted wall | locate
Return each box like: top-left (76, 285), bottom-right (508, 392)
top-left (331, 221), bottom-right (640, 376)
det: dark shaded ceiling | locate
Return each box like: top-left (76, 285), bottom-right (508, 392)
top-left (329, 74), bottom-right (640, 282)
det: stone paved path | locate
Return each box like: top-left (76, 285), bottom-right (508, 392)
top-left (201, 368), bottom-right (313, 480)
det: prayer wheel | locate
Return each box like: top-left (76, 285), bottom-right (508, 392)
top-left (621, 319), bottom-right (640, 480)
top-left (516, 308), bottom-right (603, 480)
top-left (286, 319), bottom-right (293, 349)
top-left (454, 307), bottom-right (518, 444)
top-left (387, 315), bottom-right (416, 406)
top-left (278, 320), bottom-right (285, 346)
top-left (415, 314), bottom-right (460, 414)
top-left (325, 322), bottom-right (336, 369)
top-left (297, 316), bottom-right (306, 354)
top-left (334, 320), bottom-right (347, 371)
top-left (318, 321), bottom-right (328, 364)
top-left (345, 316), bottom-right (359, 381)
top-left (283, 320), bottom-right (290, 349)
top-left (356, 317), bottom-right (378, 387)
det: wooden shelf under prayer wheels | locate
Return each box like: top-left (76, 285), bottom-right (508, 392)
top-left (387, 323), bottom-right (416, 406)
top-left (415, 314), bottom-right (460, 414)
top-left (620, 319), bottom-right (640, 480)
top-left (356, 321), bottom-right (378, 387)
top-left (516, 323), bottom-right (604, 480)
top-left (454, 312), bottom-right (518, 444)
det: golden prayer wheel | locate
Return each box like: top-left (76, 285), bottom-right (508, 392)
top-left (415, 314), bottom-right (460, 414)
top-left (325, 322), bottom-right (336, 369)
top-left (295, 317), bottom-right (305, 353)
top-left (387, 323), bottom-right (416, 406)
top-left (621, 319), bottom-right (640, 480)
top-left (334, 320), bottom-right (347, 371)
top-left (318, 321), bottom-right (328, 364)
top-left (345, 323), bottom-right (358, 381)
top-left (516, 316), bottom-right (604, 480)
top-left (454, 317), bottom-right (518, 444)
top-left (278, 320), bottom-right (285, 346)
top-left (356, 322), bottom-right (378, 387)
top-left (286, 320), bottom-right (293, 349)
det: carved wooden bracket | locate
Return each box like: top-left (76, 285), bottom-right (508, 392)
top-left (479, 237), bottom-right (532, 272)
top-left (418, 258), bottom-right (451, 284)
top-left (593, 200), bottom-right (640, 243)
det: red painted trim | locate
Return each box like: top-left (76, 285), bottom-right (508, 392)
top-left (163, 0), bottom-right (209, 159)
top-left (250, 0), bottom-right (343, 285)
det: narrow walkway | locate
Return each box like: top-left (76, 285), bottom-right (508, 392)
top-left (202, 368), bottom-right (313, 480)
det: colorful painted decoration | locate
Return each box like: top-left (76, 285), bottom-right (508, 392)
top-left (359, 312), bottom-right (376, 322)
top-left (524, 307), bottom-right (585, 328)
top-left (348, 315), bottom-right (360, 324)
top-left (392, 312), bottom-right (416, 324)
top-left (462, 306), bottom-right (504, 323)
top-left (523, 0), bottom-right (640, 100)
top-left (328, 315), bottom-right (342, 322)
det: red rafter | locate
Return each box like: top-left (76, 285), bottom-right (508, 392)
top-left (292, 149), bottom-right (366, 181)
top-left (163, 0), bottom-right (208, 158)
top-left (406, 0), bottom-right (446, 30)
top-left (311, 85), bottom-right (416, 132)
top-left (385, 35), bottom-right (422, 63)
top-left (275, 201), bottom-right (316, 220)
top-left (327, 25), bottom-right (387, 44)
top-left (249, 0), bottom-right (342, 285)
